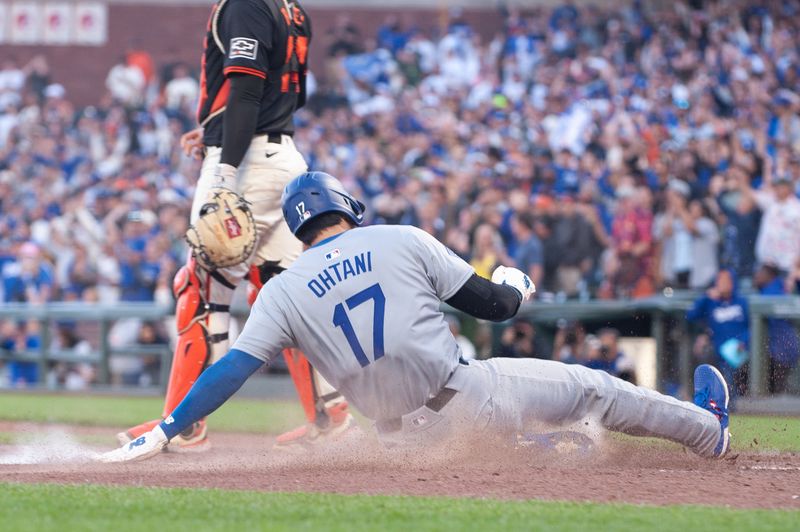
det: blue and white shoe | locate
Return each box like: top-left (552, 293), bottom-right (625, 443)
top-left (693, 364), bottom-right (730, 457)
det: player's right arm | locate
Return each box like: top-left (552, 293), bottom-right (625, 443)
top-left (163, 281), bottom-right (294, 431)
top-left (98, 283), bottom-right (292, 463)
top-left (98, 348), bottom-right (264, 462)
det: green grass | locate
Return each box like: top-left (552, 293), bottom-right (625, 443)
top-left (729, 415), bottom-right (800, 452)
top-left (0, 392), bottom-right (798, 452)
top-left (0, 399), bottom-right (797, 530)
top-left (607, 415), bottom-right (800, 453)
top-left (0, 392), bottom-right (305, 435)
top-left (0, 484), bottom-right (796, 532)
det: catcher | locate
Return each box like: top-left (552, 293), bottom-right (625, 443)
top-left (119, 0), bottom-right (355, 452)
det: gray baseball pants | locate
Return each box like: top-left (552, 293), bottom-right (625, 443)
top-left (376, 358), bottom-right (721, 457)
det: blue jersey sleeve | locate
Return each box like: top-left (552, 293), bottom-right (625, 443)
top-left (160, 348), bottom-right (263, 439)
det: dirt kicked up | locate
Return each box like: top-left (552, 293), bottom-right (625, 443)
top-left (0, 422), bottom-right (798, 510)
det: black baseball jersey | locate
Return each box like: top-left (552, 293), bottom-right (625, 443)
top-left (197, 0), bottom-right (312, 147)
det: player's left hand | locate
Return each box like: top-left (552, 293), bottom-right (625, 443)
top-left (97, 425), bottom-right (168, 463)
top-left (491, 266), bottom-right (535, 301)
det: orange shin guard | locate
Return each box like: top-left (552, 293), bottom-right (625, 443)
top-left (283, 348), bottom-right (317, 424)
top-left (161, 262), bottom-right (212, 418)
top-left (162, 322), bottom-right (209, 416)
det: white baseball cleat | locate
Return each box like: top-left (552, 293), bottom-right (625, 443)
top-left (98, 425), bottom-right (169, 463)
top-left (117, 420), bottom-right (210, 453)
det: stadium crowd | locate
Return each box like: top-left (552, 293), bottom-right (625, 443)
top-left (1, 0), bottom-right (799, 388)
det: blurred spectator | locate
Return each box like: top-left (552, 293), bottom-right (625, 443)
top-left (106, 56), bottom-right (146, 108)
top-left (602, 186), bottom-right (654, 299)
top-left (596, 328), bottom-right (636, 383)
top-left (126, 44), bottom-right (155, 85)
top-left (114, 211), bottom-right (164, 302)
top-left (552, 320), bottom-right (585, 364)
top-left (687, 199), bottom-right (721, 289)
top-left (1, 319), bottom-right (41, 387)
top-left (137, 321), bottom-right (168, 387)
top-left (748, 173), bottom-right (800, 273)
top-left (24, 55), bottom-right (51, 100)
top-left (64, 246), bottom-right (98, 300)
top-left (164, 63), bottom-right (199, 114)
top-left (711, 169), bottom-right (760, 280)
top-left (0, 58), bottom-right (25, 111)
top-left (470, 224), bottom-right (512, 280)
top-left (327, 15), bottom-right (364, 57)
top-left (48, 324), bottom-right (94, 391)
top-left (654, 180), bottom-right (695, 288)
top-left (655, 181), bottom-right (720, 289)
top-left (2, 242), bottom-right (53, 304)
top-left (754, 264), bottom-right (799, 394)
top-left (510, 211), bottom-right (544, 289)
top-left (770, 91), bottom-right (800, 151)
top-left (0, 242), bottom-right (53, 387)
top-left (687, 269), bottom-right (750, 398)
top-left (499, 319), bottom-right (542, 359)
top-left (545, 194), bottom-right (600, 297)
top-left (575, 183), bottom-right (612, 288)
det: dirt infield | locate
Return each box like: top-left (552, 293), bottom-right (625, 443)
top-left (1, 422), bottom-right (798, 509)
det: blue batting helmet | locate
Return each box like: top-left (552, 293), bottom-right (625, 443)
top-left (281, 172), bottom-right (366, 235)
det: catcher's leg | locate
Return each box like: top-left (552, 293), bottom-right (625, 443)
top-left (119, 147), bottom-right (248, 450)
top-left (240, 136), bottom-right (356, 451)
top-left (274, 349), bottom-right (357, 452)
top-left (117, 259), bottom-right (239, 451)
top-left (246, 262), bottom-right (356, 452)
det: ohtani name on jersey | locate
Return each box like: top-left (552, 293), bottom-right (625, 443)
top-left (308, 252), bottom-right (373, 298)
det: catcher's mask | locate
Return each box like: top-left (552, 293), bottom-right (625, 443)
top-left (185, 188), bottom-right (256, 270)
top-left (281, 172), bottom-right (366, 235)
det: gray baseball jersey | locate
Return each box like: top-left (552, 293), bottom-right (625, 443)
top-left (233, 225), bottom-right (474, 420)
top-left (233, 225), bottom-right (722, 458)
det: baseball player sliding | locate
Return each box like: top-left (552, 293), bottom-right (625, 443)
top-left (119, 0), bottom-right (356, 452)
top-left (101, 172), bottom-right (731, 463)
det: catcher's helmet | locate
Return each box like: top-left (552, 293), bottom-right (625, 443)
top-left (282, 172), bottom-right (366, 235)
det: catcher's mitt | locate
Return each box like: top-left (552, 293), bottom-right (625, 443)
top-left (185, 188), bottom-right (256, 270)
